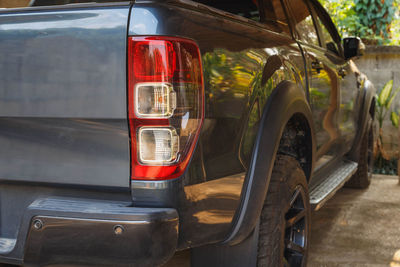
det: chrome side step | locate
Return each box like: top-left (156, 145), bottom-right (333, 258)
top-left (310, 161), bottom-right (358, 211)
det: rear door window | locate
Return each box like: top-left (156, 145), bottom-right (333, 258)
top-left (285, 0), bottom-right (319, 46)
top-left (313, 13), bottom-right (341, 55)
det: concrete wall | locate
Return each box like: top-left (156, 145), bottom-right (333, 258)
top-left (354, 46), bottom-right (400, 154)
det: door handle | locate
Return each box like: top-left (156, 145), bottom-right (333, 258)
top-left (311, 60), bottom-right (323, 73)
top-left (338, 68), bottom-right (347, 78)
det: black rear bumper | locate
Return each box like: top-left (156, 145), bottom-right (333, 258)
top-left (15, 198), bottom-right (178, 266)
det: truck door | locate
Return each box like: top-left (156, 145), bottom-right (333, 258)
top-left (310, 5), bottom-right (359, 155)
top-left (285, 0), bottom-right (341, 171)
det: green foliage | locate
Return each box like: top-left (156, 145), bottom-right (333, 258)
top-left (391, 111), bottom-right (399, 128)
top-left (376, 80), bottom-right (400, 128)
top-left (320, 0), bottom-right (399, 45)
top-left (373, 157), bottom-right (398, 175)
top-left (390, 6), bottom-right (400, 45)
top-left (355, 0), bottom-right (395, 38)
top-left (375, 80), bottom-right (399, 168)
top-left (320, 0), bottom-right (358, 36)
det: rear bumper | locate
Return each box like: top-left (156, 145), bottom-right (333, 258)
top-left (21, 198), bottom-right (178, 266)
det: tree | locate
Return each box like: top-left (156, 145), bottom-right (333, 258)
top-left (320, 0), bottom-right (399, 45)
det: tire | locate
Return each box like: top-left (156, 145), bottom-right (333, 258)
top-left (257, 155), bottom-right (310, 267)
top-left (345, 122), bottom-right (374, 189)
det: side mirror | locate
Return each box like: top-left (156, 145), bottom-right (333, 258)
top-left (343, 37), bottom-right (365, 59)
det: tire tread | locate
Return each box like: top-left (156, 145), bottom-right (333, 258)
top-left (257, 155), bottom-right (310, 267)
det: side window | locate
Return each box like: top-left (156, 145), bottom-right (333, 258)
top-left (287, 0), bottom-right (319, 46)
top-left (315, 16), bottom-right (339, 54)
top-left (194, 0), bottom-right (260, 21)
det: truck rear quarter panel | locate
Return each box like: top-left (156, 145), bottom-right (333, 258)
top-left (129, 1), bottom-right (308, 247)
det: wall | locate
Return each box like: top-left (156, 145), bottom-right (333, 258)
top-left (354, 46), bottom-right (400, 155)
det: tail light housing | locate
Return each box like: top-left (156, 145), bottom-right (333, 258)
top-left (128, 36), bottom-right (204, 180)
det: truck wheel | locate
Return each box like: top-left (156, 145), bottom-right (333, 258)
top-left (257, 155), bottom-right (310, 267)
top-left (345, 122), bottom-right (374, 189)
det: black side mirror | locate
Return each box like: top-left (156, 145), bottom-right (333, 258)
top-left (343, 37), bottom-right (365, 59)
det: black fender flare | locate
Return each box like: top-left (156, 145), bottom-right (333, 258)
top-left (224, 80), bottom-right (316, 245)
top-left (348, 78), bottom-right (376, 161)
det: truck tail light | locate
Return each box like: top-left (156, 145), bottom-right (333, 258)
top-left (128, 36), bottom-right (204, 180)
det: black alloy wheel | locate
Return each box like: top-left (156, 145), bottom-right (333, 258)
top-left (284, 186), bottom-right (308, 266)
top-left (257, 155), bottom-right (310, 267)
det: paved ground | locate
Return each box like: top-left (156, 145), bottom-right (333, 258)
top-left (309, 175), bottom-right (400, 267)
top-left (166, 175), bottom-right (400, 266)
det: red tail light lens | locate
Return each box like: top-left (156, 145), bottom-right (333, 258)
top-left (128, 36), bottom-right (204, 180)
top-left (132, 40), bottom-right (175, 82)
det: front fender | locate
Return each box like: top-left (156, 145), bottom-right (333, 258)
top-left (348, 77), bottom-right (376, 161)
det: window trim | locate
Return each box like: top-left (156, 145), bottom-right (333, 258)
top-left (282, 0), bottom-right (321, 48)
top-left (308, 0), bottom-right (344, 57)
top-left (282, 0), bottom-right (345, 59)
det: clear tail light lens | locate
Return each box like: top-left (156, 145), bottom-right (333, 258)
top-left (138, 127), bottom-right (179, 164)
top-left (128, 36), bottom-right (204, 180)
top-left (135, 82), bottom-right (176, 118)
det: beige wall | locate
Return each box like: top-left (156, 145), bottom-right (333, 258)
top-left (354, 46), bottom-right (400, 154)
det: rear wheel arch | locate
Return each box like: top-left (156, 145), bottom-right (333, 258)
top-left (225, 81), bottom-right (316, 245)
top-left (278, 113), bottom-right (313, 181)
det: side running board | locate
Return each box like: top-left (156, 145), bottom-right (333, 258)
top-left (309, 161), bottom-right (358, 211)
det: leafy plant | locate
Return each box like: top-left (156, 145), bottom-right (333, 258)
top-left (320, 0), bottom-right (358, 37)
top-left (376, 80), bottom-right (400, 129)
top-left (391, 110), bottom-right (399, 128)
top-left (374, 80), bottom-right (400, 175)
top-left (320, 0), bottom-right (400, 45)
top-left (354, 0), bottom-right (395, 41)
top-left (390, 109), bottom-right (400, 180)
top-left (375, 80), bottom-right (400, 165)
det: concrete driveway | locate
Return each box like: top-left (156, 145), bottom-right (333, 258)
top-left (309, 175), bottom-right (400, 266)
top-left (166, 175), bottom-right (400, 266)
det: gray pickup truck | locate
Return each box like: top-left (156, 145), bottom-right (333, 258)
top-left (0, 0), bottom-right (375, 266)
